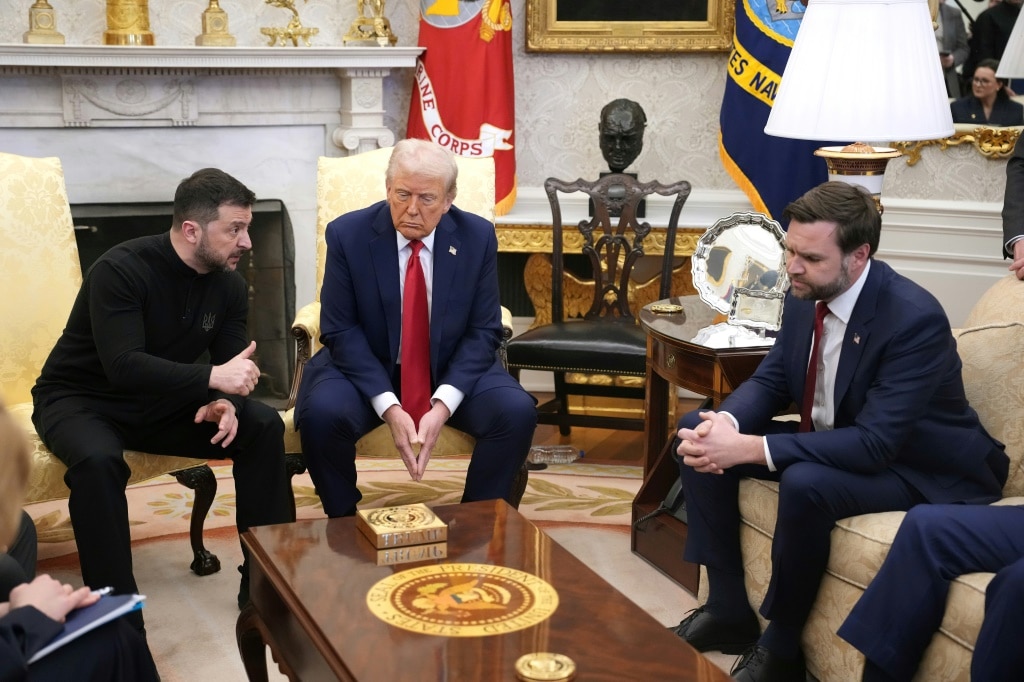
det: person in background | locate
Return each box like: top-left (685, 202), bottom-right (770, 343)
top-left (936, 0), bottom-right (970, 98)
top-left (1003, 134), bottom-right (1024, 277)
top-left (666, 181), bottom-right (1007, 682)
top-left (950, 58), bottom-right (1024, 125)
top-left (0, 403), bottom-right (159, 681)
top-left (962, 0), bottom-right (1021, 89)
top-left (295, 139), bottom-right (536, 518)
top-left (31, 168), bottom-right (296, 633)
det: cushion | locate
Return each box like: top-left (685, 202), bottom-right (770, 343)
top-left (10, 402), bottom-right (208, 505)
top-left (954, 322), bottom-right (1024, 496)
top-left (506, 318), bottom-right (648, 376)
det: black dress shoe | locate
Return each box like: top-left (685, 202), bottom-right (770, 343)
top-left (731, 645), bottom-right (806, 682)
top-left (668, 605), bottom-right (760, 654)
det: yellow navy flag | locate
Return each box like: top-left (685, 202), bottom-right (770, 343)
top-left (720, 0), bottom-right (830, 221)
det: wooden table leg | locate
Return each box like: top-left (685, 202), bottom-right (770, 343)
top-left (236, 604), bottom-right (270, 682)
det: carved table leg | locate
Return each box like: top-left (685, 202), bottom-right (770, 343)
top-left (236, 604), bottom-right (270, 682)
top-left (173, 464), bottom-right (221, 576)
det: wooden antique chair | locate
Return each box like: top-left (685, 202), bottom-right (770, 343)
top-left (281, 148), bottom-right (527, 506)
top-left (0, 151), bottom-right (222, 576)
top-left (506, 174), bottom-right (692, 435)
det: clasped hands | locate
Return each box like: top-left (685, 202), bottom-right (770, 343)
top-left (383, 402), bottom-right (451, 482)
top-left (1010, 240), bottom-right (1024, 281)
top-left (677, 410), bottom-right (765, 474)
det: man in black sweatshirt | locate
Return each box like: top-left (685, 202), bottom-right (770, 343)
top-left (31, 168), bottom-right (295, 634)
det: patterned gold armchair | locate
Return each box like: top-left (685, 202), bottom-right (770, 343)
top-left (0, 152), bottom-right (222, 576)
top-left (282, 148), bottom-right (526, 505)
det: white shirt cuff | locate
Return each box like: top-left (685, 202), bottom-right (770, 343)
top-left (432, 384), bottom-right (464, 417)
top-left (372, 392), bottom-right (400, 419)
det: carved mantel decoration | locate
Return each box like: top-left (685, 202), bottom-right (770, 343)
top-left (0, 44), bottom-right (422, 154)
top-left (892, 126), bottom-right (1022, 166)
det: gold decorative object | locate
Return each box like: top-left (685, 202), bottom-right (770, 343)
top-left (260, 0), bottom-right (319, 47)
top-left (343, 0), bottom-right (397, 47)
top-left (23, 0), bottom-right (65, 44)
top-left (355, 503), bottom-right (448, 549)
top-left (104, 0), bottom-right (154, 46)
top-left (893, 127), bottom-right (1023, 166)
top-left (195, 0), bottom-right (236, 46)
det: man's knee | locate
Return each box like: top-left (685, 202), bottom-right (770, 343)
top-left (63, 449), bottom-right (130, 490)
top-left (241, 400), bottom-right (284, 438)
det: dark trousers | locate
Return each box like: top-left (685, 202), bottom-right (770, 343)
top-left (32, 395), bottom-right (295, 626)
top-left (0, 511), bottom-right (37, 601)
top-left (26, 615), bottom-right (160, 681)
top-left (675, 410), bottom-right (922, 628)
top-left (296, 364), bottom-right (537, 518)
top-left (839, 504), bottom-right (1024, 682)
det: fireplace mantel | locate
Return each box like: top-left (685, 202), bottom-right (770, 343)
top-left (0, 43), bottom-right (423, 153)
top-left (0, 43), bottom-right (426, 306)
top-left (0, 44), bottom-right (423, 73)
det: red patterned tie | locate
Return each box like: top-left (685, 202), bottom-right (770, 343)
top-left (799, 301), bottom-right (830, 433)
top-left (401, 240), bottom-right (431, 427)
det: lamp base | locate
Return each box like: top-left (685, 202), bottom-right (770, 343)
top-left (814, 144), bottom-right (902, 212)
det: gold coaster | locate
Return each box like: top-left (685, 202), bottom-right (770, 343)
top-left (649, 303), bottom-right (683, 314)
top-left (515, 652), bottom-right (576, 681)
top-left (366, 563), bottom-right (559, 637)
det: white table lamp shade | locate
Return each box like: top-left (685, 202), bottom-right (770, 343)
top-left (997, 14), bottom-right (1024, 79)
top-left (765, 0), bottom-right (954, 143)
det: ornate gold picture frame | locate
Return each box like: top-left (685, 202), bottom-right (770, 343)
top-left (525, 0), bottom-right (735, 53)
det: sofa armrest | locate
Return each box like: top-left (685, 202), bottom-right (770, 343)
top-left (286, 301), bottom-right (321, 410)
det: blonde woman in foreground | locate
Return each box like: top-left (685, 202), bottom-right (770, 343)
top-left (0, 404), bottom-right (158, 681)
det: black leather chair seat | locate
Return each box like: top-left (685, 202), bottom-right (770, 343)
top-left (507, 319), bottom-right (647, 376)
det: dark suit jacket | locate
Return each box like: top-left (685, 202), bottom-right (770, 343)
top-left (1002, 134), bottom-right (1024, 258)
top-left (950, 95), bottom-right (1024, 126)
top-left (938, 3), bottom-right (969, 98)
top-left (299, 201), bottom-right (506, 407)
top-left (718, 260), bottom-right (1007, 504)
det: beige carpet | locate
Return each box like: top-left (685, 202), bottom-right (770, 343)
top-left (27, 457), bottom-right (738, 680)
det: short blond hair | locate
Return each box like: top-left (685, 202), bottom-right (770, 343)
top-left (0, 403), bottom-right (30, 547)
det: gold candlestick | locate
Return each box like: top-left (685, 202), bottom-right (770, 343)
top-left (104, 0), bottom-right (155, 46)
top-left (195, 0), bottom-right (236, 46)
top-left (23, 0), bottom-right (65, 44)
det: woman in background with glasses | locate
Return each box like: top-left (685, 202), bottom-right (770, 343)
top-left (951, 58), bottom-right (1024, 126)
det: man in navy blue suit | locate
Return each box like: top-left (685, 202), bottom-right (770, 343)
top-left (836, 133), bottom-right (1024, 682)
top-left (295, 139), bottom-right (537, 518)
top-left (668, 182), bottom-right (1008, 682)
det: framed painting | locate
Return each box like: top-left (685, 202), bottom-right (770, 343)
top-left (525, 0), bottom-right (735, 53)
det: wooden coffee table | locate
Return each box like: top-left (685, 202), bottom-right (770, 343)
top-left (236, 499), bottom-right (729, 681)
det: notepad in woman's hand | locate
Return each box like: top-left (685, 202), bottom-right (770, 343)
top-left (28, 593), bottom-right (146, 664)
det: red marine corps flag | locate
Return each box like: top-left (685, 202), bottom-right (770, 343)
top-left (406, 0), bottom-right (517, 216)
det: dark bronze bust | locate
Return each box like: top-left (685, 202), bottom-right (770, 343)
top-left (599, 99), bottom-right (647, 173)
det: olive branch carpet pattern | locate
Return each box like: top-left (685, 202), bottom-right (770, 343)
top-left (27, 457), bottom-right (643, 560)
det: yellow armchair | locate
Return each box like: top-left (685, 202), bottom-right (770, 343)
top-left (0, 152), bottom-right (222, 576)
top-left (282, 149), bottom-right (524, 503)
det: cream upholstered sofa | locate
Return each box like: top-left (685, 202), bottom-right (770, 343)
top-left (280, 149), bottom-right (527, 504)
top-left (714, 275), bottom-right (1024, 682)
top-left (0, 152), bottom-right (221, 575)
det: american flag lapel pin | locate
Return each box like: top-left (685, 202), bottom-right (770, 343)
top-left (853, 333), bottom-right (861, 345)
top-left (449, 246), bottom-right (457, 255)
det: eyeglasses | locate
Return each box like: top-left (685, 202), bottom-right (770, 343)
top-left (973, 77), bottom-right (997, 85)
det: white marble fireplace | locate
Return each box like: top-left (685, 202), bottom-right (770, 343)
top-left (0, 44), bottom-right (422, 306)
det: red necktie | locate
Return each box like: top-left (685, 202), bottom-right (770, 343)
top-left (799, 301), bottom-right (830, 433)
top-left (401, 240), bottom-right (431, 427)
